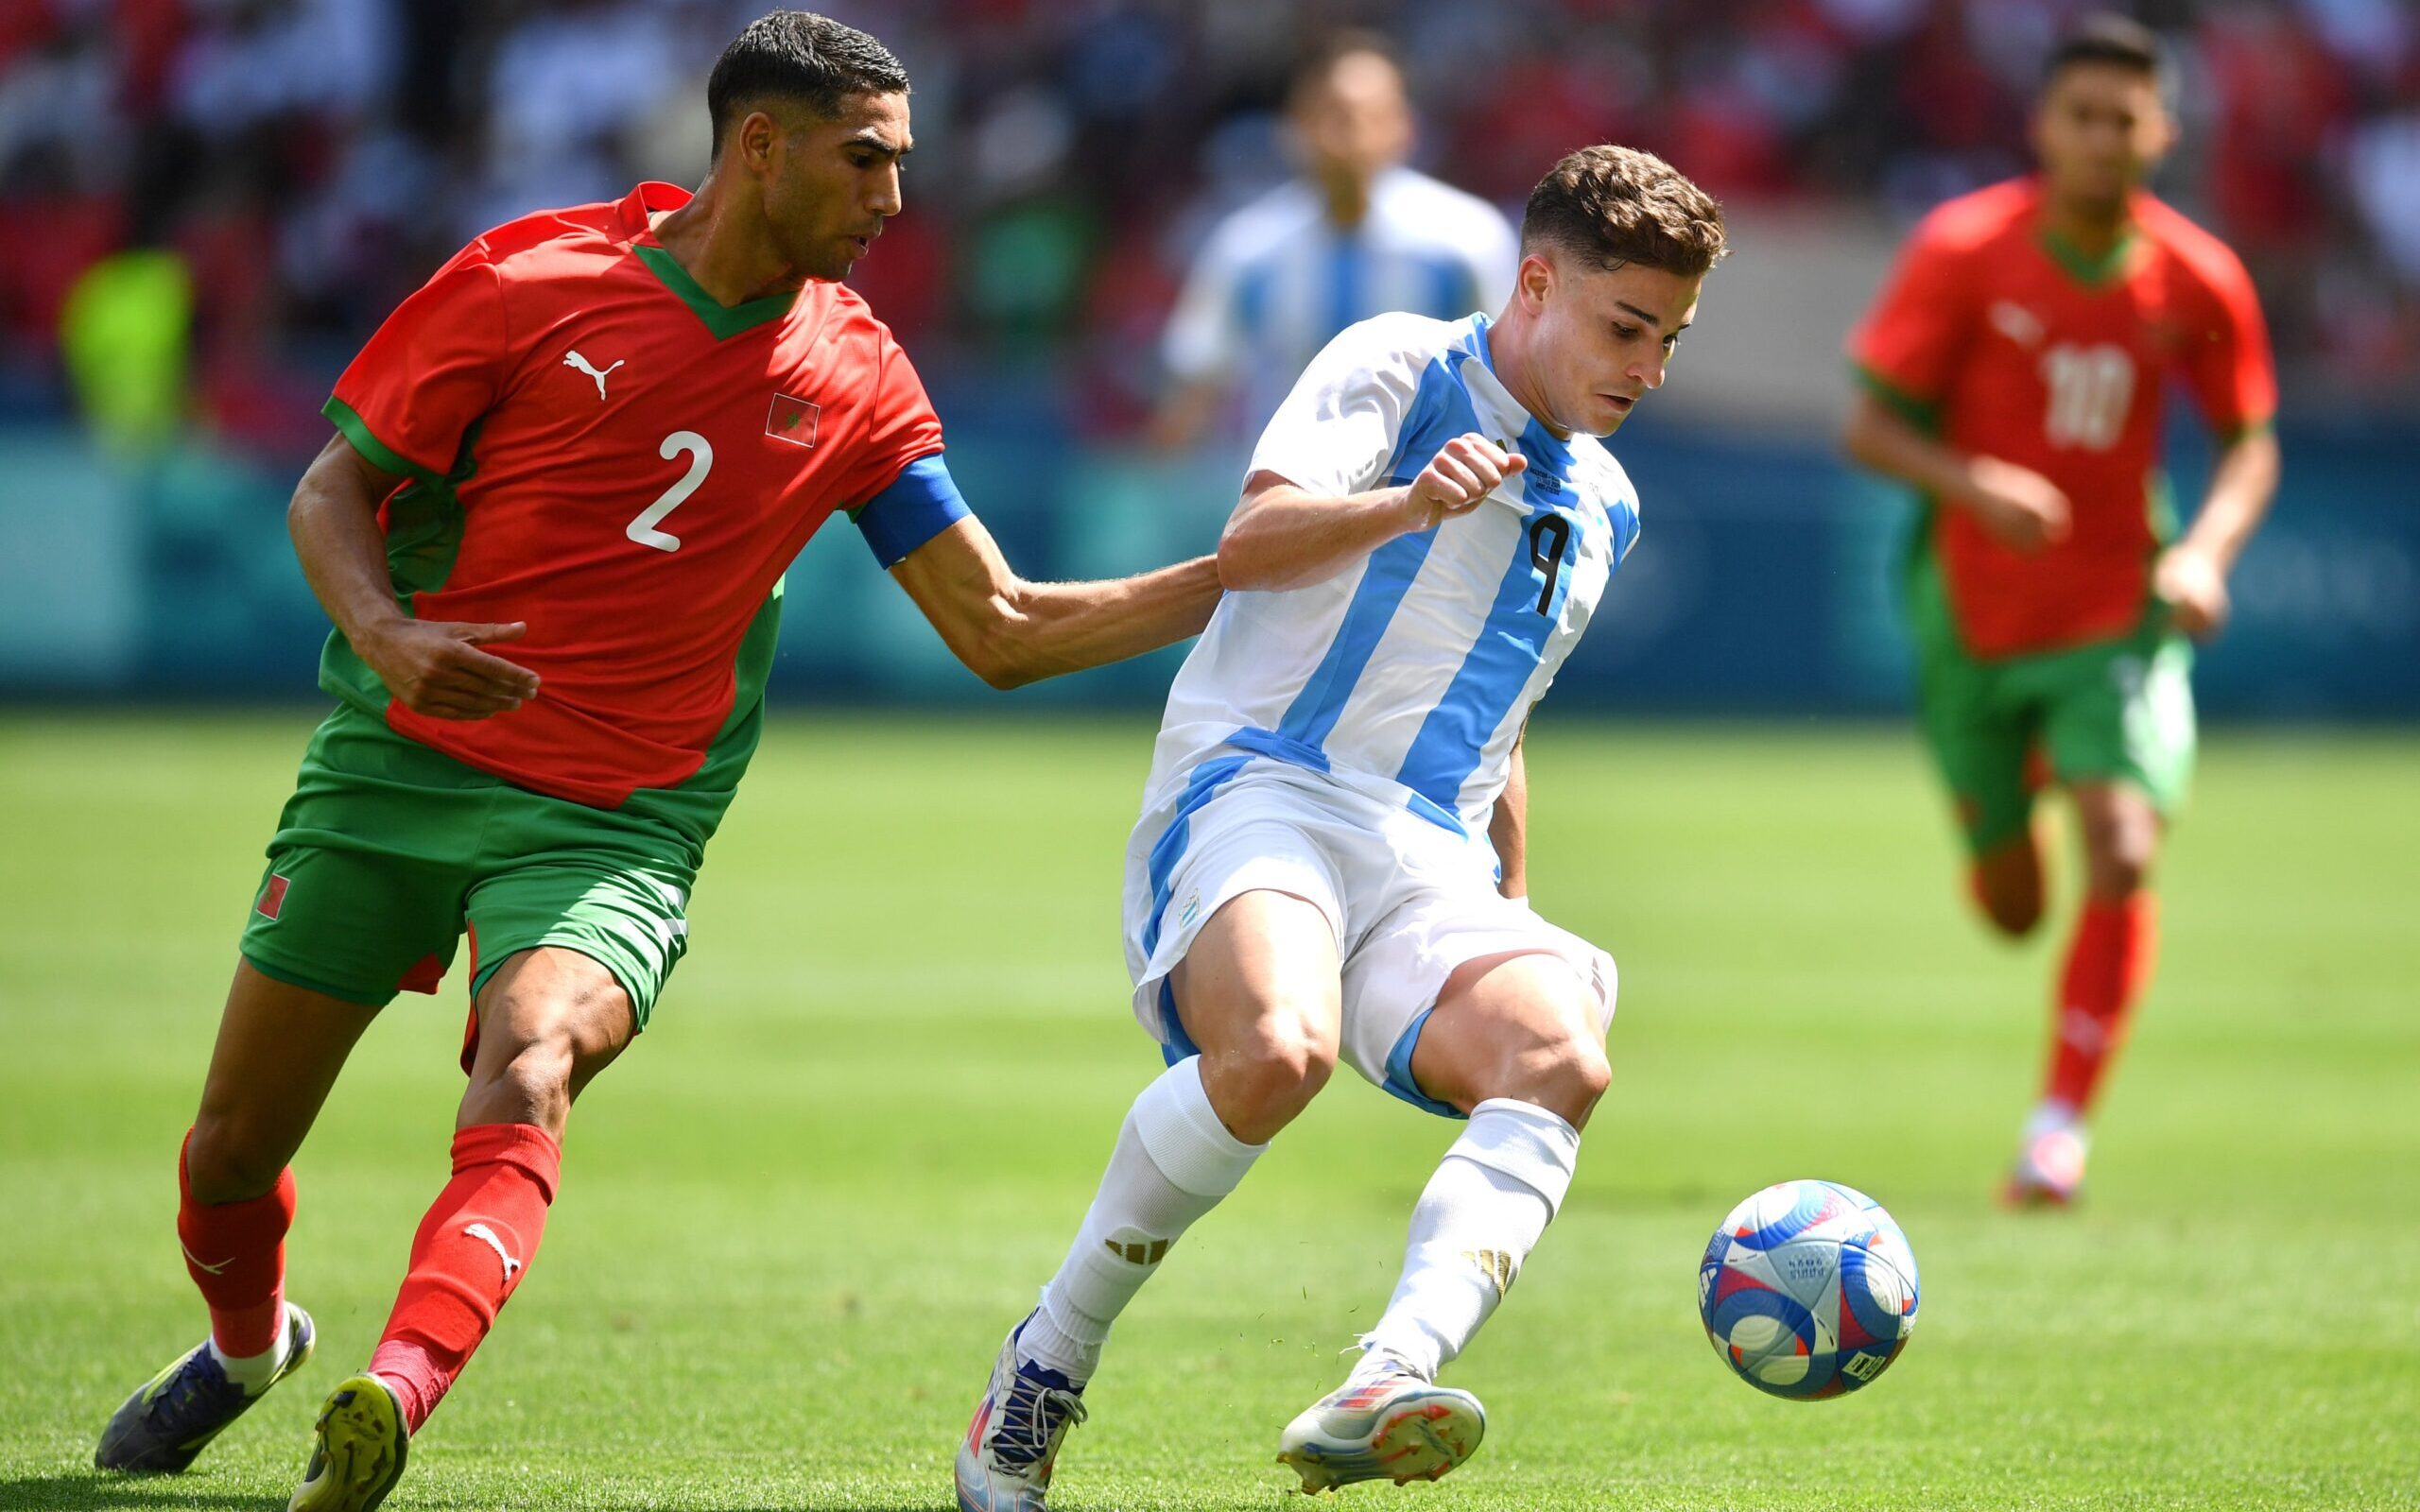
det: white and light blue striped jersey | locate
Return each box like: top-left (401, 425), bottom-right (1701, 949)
top-left (1163, 167), bottom-right (1517, 430)
top-left (1138, 310), bottom-right (1642, 850)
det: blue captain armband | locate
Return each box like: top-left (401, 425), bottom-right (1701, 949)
top-left (854, 454), bottom-right (971, 568)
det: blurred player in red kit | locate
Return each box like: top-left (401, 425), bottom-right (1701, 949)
top-left (1843, 14), bottom-right (2279, 1205)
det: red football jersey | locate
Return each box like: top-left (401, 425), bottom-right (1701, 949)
top-left (1848, 178), bottom-right (2275, 659)
top-left (322, 181), bottom-right (943, 809)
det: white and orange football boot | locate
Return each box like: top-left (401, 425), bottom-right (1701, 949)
top-left (1276, 1348), bottom-right (1485, 1493)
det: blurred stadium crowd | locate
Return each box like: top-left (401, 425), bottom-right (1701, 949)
top-left (4, 0), bottom-right (2414, 464)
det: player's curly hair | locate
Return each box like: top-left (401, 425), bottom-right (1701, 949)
top-left (708, 11), bottom-right (910, 156)
top-left (1521, 146), bottom-right (1728, 280)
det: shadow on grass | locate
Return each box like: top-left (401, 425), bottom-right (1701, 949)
top-left (0, 1471), bottom-right (285, 1511)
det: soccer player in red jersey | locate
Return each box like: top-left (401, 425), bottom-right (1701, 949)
top-left (1842, 14), bottom-right (2281, 1206)
top-left (92, 14), bottom-right (1220, 1509)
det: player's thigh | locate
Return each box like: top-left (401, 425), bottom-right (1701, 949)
top-left (243, 704), bottom-right (492, 1005)
top-left (1167, 888), bottom-right (1346, 1078)
top-left (2041, 632), bottom-right (2196, 831)
top-left (1914, 651), bottom-right (2038, 860)
top-left (1134, 775), bottom-right (1355, 1066)
top-left (238, 841), bottom-right (468, 1008)
top-left (1968, 830), bottom-right (2048, 937)
top-left (460, 945), bottom-right (638, 1133)
top-left (461, 796), bottom-right (699, 1047)
top-left (186, 958), bottom-right (383, 1202)
top-left (1409, 950), bottom-right (1612, 1130)
top-left (1340, 884), bottom-right (1616, 1123)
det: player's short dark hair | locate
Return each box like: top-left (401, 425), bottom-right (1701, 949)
top-left (2044, 13), bottom-right (2168, 87)
top-left (1521, 146), bottom-right (1728, 280)
top-left (1288, 28), bottom-right (1404, 107)
top-left (708, 10), bottom-right (909, 157)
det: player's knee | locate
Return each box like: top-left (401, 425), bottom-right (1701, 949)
top-left (2081, 814), bottom-right (2157, 901)
top-left (1495, 1028), bottom-right (1611, 1130)
top-left (1211, 1013), bottom-right (1336, 1141)
top-left (1978, 885), bottom-right (2044, 938)
top-left (465, 969), bottom-right (632, 1132)
top-left (182, 1113), bottom-right (288, 1205)
top-left (1969, 855), bottom-right (2045, 938)
top-left (2085, 848), bottom-right (2151, 902)
top-left (1240, 1020), bottom-right (1337, 1099)
top-left (481, 1036), bottom-right (579, 1129)
top-left (464, 1019), bottom-right (603, 1134)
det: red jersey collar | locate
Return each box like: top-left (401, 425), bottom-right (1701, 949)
top-left (616, 180), bottom-right (693, 240)
top-left (618, 180), bottom-right (805, 340)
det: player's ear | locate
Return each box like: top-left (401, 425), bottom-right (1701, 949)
top-left (735, 109), bottom-right (782, 176)
top-left (2146, 99), bottom-right (2180, 159)
top-left (1517, 251), bottom-right (1555, 312)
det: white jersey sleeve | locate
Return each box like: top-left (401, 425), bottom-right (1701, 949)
top-left (1245, 315), bottom-right (1445, 499)
top-left (1161, 214), bottom-right (1251, 386)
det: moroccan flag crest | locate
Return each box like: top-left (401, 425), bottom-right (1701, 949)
top-left (765, 393), bottom-right (820, 448)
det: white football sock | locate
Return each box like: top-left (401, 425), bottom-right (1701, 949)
top-left (209, 1304), bottom-right (290, 1394)
top-left (1018, 1057), bottom-right (1266, 1383)
top-left (2023, 1097), bottom-right (2085, 1143)
top-left (1358, 1098), bottom-right (1581, 1382)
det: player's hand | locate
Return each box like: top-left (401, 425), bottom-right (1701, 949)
top-left (1404, 434), bottom-right (1526, 532)
top-left (1958, 457), bottom-right (2072, 555)
top-left (2153, 544), bottom-right (2230, 641)
top-left (358, 619), bottom-right (541, 720)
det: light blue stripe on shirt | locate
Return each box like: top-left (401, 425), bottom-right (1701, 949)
top-left (1392, 418), bottom-right (1580, 816)
top-left (1271, 352), bottom-right (1482, 754)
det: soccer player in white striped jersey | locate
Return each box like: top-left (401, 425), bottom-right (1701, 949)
top-left (956, 146), bottom-right (1727, 1510)
top-left (1152, 31), bottom-right (1517, 450)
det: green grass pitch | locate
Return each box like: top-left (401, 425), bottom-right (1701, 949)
top-left (2, 713), bottom-right (2414, 1510)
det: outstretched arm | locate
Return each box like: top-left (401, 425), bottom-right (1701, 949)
top-left (1490, 729), bottom-right (1529, 902)
top-left (888, 515), bottom-right (1220, 691)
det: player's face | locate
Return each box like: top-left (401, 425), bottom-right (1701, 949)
top-left (1291, 52), bottom-right (1413, 183)
top-left (2032, 63), bottom-right (2171, 215)
top-left (1517, 252), bottom-right (1702, 438)
top-left (758, 91), bottom-right (912, 285)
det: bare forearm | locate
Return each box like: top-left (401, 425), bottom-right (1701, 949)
top-left (288, 439), bottom-right (408, 647)
top-left (991, 556), bottom-right (1222, 687)
top-left (1842, 395), bottom-right (1975, 502)
top-left (1218, 482), bottom-right (1415, 592)
top-left (1491, 739), bottom-right (1529, 900)
top-left (2179, 428), bottom-right (2281, 573)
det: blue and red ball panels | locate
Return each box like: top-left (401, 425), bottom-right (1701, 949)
top-left (1697, 1179), bottom-right (1920, 1400)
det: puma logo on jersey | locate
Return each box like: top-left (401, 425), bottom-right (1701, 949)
top-left (562, 351), bottom-right (625, 400)
top-left (1988, 301), bottom-right (2044, 349)
top-left (463, 1222), bottom-right (524, 1280)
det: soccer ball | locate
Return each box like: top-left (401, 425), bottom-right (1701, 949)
top-left (1697, 1178), bottom-right (1919, 1400)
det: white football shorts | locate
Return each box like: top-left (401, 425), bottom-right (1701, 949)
top-left (1122, 758), bottom-right (1616, 1117)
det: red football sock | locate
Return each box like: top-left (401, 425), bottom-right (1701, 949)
top-left (2044, 893), bottom-right (2160, 1116)
top-left (369, 1123), bottom-right (561, 1432)
top-left (177, 1128), bottom-right (295, 1359)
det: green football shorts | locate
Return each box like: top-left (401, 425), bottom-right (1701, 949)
top-left (238, 703), bottom-right (700, 1030)
top-left (1907, 555), bottom-right (2196, 856)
